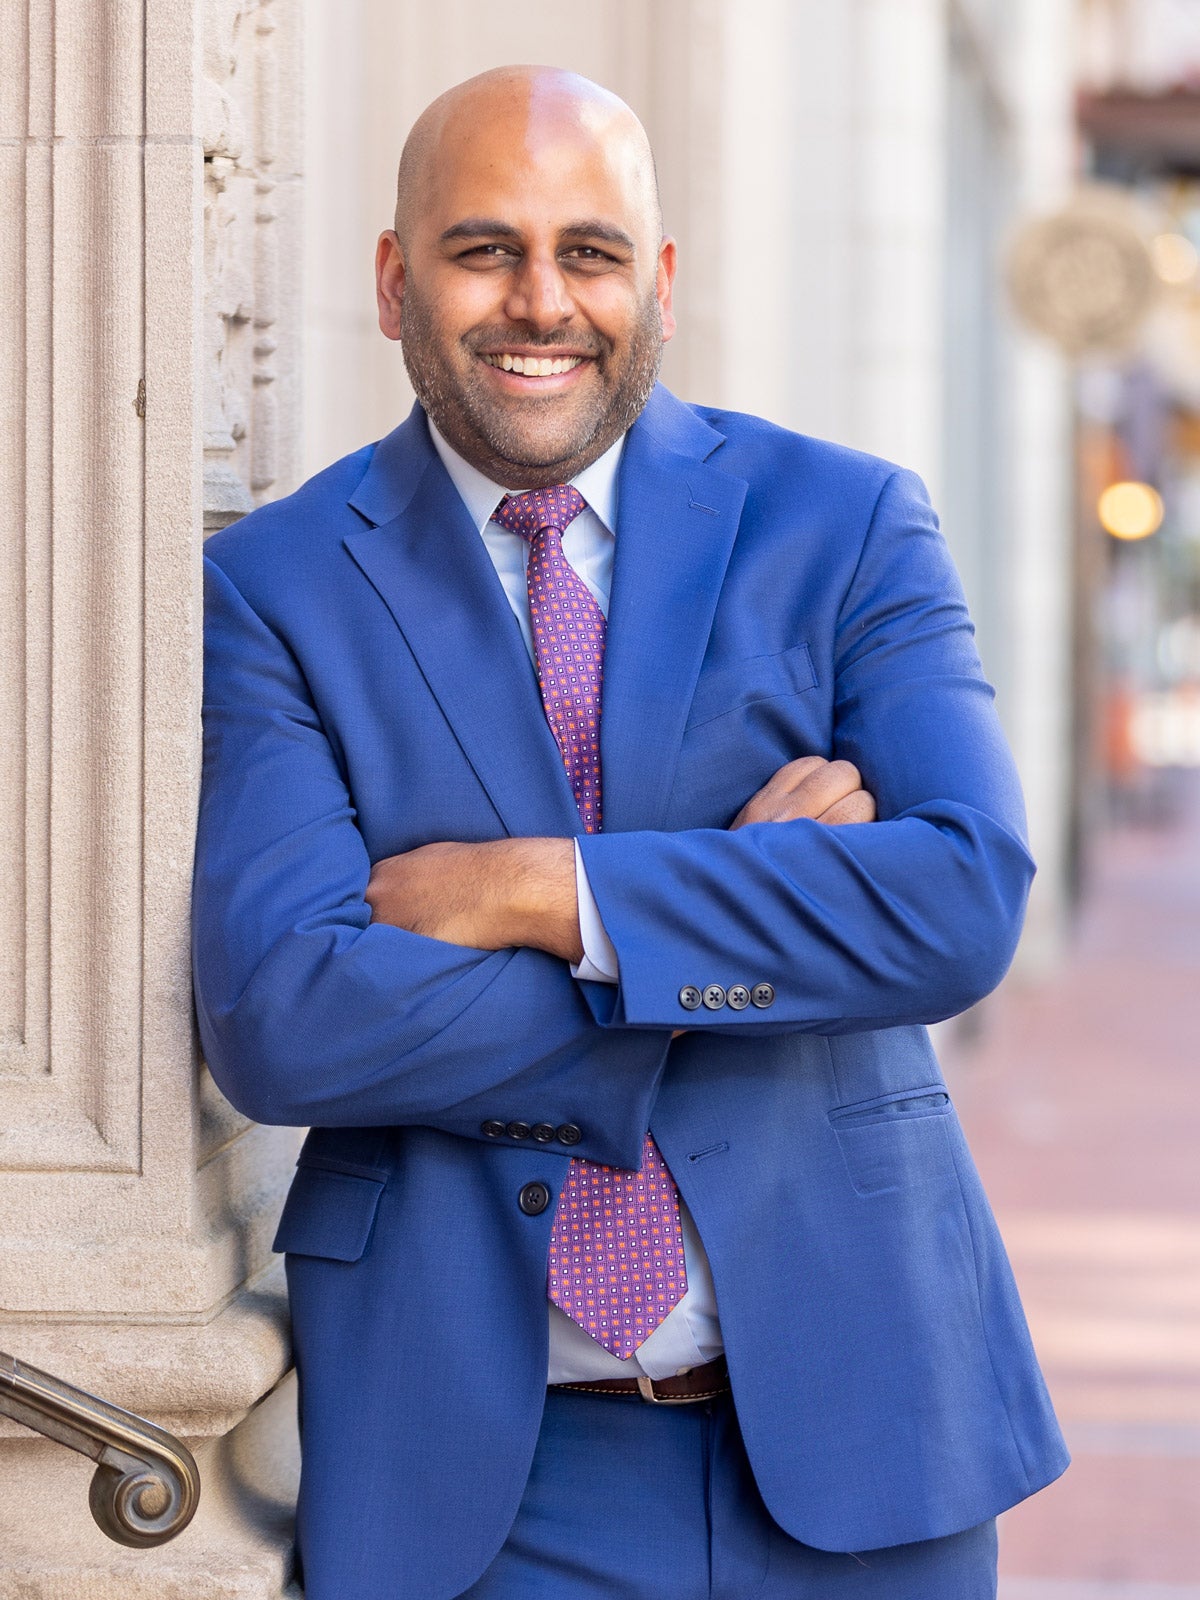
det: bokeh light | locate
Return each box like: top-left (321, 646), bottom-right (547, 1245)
top-left (1150, 230), bottom-right (1199, 286)
top-left (1097, 480), bottom-right (1165, 539)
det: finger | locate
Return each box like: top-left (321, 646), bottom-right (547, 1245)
top-left (817, 790), bottom-right (877, 825)
top-left (781, 758), bottom-right (858, 816)
top-left (797, 758), bottom-right (862, 806)
top-left (751, 759), bottom-right (865, 824)
top-left (764, 755), bottom-right (830, 788)
top-left (731, 756), bottom-right (837, 828)
top-left (772, 755), bottom-right (859, 799)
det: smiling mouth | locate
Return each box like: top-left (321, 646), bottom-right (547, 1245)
top-left (481, 352), bottom-right (588, 376)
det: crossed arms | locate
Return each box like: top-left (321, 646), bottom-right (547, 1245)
top-left (193, 466), bottom-right (1034, 1155)
top-left (363, 757), bottom-right (877, 962)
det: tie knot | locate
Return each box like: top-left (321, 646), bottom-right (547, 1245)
top-left (491, 484), bottom-right (587, 540)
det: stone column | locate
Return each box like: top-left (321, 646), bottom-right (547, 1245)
top-left (0, 2), bottom-right (303, 1594)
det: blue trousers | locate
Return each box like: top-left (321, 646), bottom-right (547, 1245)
top-left (460, 1390), bottom-right (997, 1599)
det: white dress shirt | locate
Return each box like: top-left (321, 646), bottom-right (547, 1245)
top-left (427, 420), bottom-right (725, 1382)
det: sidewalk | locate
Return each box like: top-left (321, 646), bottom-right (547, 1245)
top-left (952, 773), bottom-right (1200, 1598)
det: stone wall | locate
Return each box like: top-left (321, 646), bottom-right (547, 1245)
top-left (0, 1), bottom-right (303, 1592)
top-left (203, 0), bottom-right (303, 530)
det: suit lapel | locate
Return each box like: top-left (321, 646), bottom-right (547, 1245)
top-left (342, 392), bottom-right (748, 841)
top-left (344, 411), bottom-right (583, 839)
top-left (600, 392), bottom-right (747, 833)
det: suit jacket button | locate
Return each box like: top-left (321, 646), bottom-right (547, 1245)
top-left (751, 983), bottom-right (775, 1008)
top-left (702, 984), bottom-right (727, 1010)
top-left (556, 1123), bottom-right (582, 1146)
top-left (727, 985), bottom-right (750, 1010)
top-left (519, 1182), bottom-right (551, 1216)
top-left (531, 1123), bottom-right (556, 1142)
top-left (506, 1121), bottom-right (531, 1140)
top-left (678, 986), bottom-right (703, 1010)
top-left (481, 1120), bottom-right (505, 1138)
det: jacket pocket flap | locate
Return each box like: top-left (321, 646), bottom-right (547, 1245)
top-left (272, 1165), bottom-right (385, 1261)
top-left (828, 1086), bottom-right (950, 1128)
top-left (686, 642), bottom-right (817, 731)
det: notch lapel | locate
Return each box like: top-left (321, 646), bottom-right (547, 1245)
top-left (343, 416), bottom-right (583, 840)
top-left (600, 397), bottom-right (747, 834)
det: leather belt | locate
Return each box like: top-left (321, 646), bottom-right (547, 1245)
top-left (550, 1355), bottom-right (729, 1405)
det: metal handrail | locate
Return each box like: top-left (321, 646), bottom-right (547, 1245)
top-left (0, 1349), bottom-right (200, 1546)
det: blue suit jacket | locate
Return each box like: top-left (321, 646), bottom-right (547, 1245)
top-left (194, 386), bottom-right (1068, 1599)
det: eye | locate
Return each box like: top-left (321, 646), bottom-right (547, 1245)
top-left (562, 246), bottom-right (620, 268)
top-left (457, 243), bottom-right (517, 262)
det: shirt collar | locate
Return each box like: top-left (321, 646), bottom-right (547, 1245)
top-left (427, 416), bottom-right (624, 537)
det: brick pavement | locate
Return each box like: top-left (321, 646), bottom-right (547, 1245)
top-left (952, 772), bottom-right (1200, 1596)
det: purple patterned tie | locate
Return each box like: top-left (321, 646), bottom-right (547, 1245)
top-left (492, 485), bottom-right (688, 1359)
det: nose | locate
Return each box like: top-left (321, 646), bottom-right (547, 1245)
top-left (503, 254), bottom-right (574, 332)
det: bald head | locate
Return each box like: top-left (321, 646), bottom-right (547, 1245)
top-left (394, 66), bottom-right (662, 250)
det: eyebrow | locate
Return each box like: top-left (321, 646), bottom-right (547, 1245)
top-left (561, 220), bottom-right (637, 252)
top-left (439, 219), bottom-right (522, 244)
top-left (439, 217), bottom-right (637, 253)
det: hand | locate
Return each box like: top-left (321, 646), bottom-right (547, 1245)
top-left (730, 755), bottom-right (877, 830)
top-left (365, 838), bottom-right (583, 962)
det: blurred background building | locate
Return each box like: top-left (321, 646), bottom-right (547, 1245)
top-left (1, 0), bottom-right (1197, 1594)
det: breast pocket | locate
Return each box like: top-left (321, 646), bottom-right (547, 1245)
top-left (685, 642), bottom-right (817, 731)
top-left (272, 1160), bottom-right (387, 1262)
top-left (828, 1087), bottom-right (955, 1197)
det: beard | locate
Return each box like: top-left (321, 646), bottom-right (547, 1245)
top-left (399, 286), bottom-right (664, 487)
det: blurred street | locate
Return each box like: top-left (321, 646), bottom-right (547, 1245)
top-left (953, 774), bottom-right (1200, 1597)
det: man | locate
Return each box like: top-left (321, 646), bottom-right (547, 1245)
top-left (193, 65), bottom-right (1067, 1599)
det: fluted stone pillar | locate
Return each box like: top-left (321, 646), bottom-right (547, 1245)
top-left (0, 2), bottom-right (303, 1593)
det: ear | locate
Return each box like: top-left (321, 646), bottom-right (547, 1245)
top-left (376, 230), bottom-right (406, 341)
top-left (656, 236), bottom-right (678, 344)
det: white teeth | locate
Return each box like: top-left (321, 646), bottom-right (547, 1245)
top-left (485, 353), bottom-right (584, 375)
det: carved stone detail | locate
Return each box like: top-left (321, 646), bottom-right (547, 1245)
top-left (202, 0), bottom-right (300, 532)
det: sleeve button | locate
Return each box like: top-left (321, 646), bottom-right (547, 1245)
top-left (678, 985), bottom-right (703, 1010)
top-left (556, 1123), bottom-right (582, 1145)
top-left (727, 985), bottom-right (750, 1010)
top-left (702, 984), bottom-right (727, 1010)
top-left (506, 1121), bottom-right (531, 1140)
top-left (481, 1120), bottom-right (505, 1138)
top-left (531, 1123), bottom-right (556, 1142)
top-left (751, 983), bottom-right (775, 1008)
